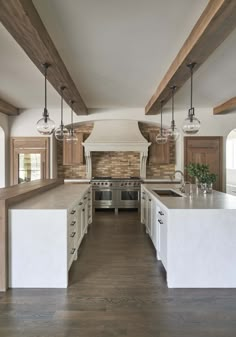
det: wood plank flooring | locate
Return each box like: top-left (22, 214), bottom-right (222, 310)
top-left (1, 210), bottom-right (236, 336)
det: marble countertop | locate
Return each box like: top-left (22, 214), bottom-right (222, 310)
top-left (142, 183), bottom-right (236, 210)
top-left (9, 184), bottom-right (90, 210)
top-left (142, 179), bottom-right (180, 183)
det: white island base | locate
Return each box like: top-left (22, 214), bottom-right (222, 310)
top-left (166, 209), bottom-right (236, 288)
top-left (8, 184), bottom-right (92, 288)
top-left (142, 184), bottom-right (236, 288)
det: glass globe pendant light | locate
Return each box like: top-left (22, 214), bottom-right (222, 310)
top-left (182, 62), bottom-right (200, 134)
top-left (167, 85), bottom-right (180, 141)
top-left (156, 100), bottom-right (168, 144)
top-left (66, 100), bottom-right (78, 143)
top-left (36, 63), bottom-right (55, 135)
top-left (54, 86), bottom-right (69, 141)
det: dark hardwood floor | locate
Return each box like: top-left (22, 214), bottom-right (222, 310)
top-left (1, 211), bottom-right (236, 336)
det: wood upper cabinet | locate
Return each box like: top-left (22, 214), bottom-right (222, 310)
top-left (63, 132), bottom-right (88, 165)
top-left (184, 136), bottom-right (223, 191)
top-left (148, 131), bottom-right (170, 164)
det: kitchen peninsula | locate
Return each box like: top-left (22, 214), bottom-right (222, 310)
top-left (8, 183), bottom-right (92, 288)
top-left (141, 184), bottom-right (236, 288)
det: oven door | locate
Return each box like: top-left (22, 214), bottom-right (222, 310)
top-left (93, 189), bottom-right (114, 208)
top-left (118, 189), bottom-right (140, 208)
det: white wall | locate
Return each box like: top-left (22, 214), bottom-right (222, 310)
top-left (9, 107), bottom-right (236, 188)
top-left (0, 112), bottom-right (9, 187)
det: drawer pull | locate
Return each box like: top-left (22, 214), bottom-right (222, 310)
top-left (149, 199), bottom-right (152, 202)
top-left (70, 248), bottom-right (76, 255)
top-left (70, 232), bottom-right (76, 238)
top-left (70, 210), bottom-right (76, 215)
top-left (84, 197), bottom-right (87, 200)
top-left (142, 197), bottom-right (145, 200)
top-left (158, 211), bottom-right (164, 216)
top-left (158, 219), bottom-right (163, 224)
top-left (70, 221), bottom-right (76, 226)
top-left (79, 202), bottom-right (83, 206)
top-left (82, 209), bottom-right (85, 212)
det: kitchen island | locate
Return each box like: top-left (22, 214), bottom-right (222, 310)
top-left (141, 184), bottom-right (236, 288)
top-left (8, 183), bottom-right (92, 288)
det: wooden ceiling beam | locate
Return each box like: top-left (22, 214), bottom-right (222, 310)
top-left (213, 97), bottom-right (236, 114)
top-left (0, 0), bottom-right (87, 115)
top-left (145, 0), bottom-right (236, 115)
top-left (0, 98), bottom-right (19, 116)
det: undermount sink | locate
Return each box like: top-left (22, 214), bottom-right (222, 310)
top-left (153, 189), bottom-right (183, 197)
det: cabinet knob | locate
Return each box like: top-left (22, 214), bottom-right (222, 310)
top-left (70, 210), bottom-right (76, 214)
top-left (158, 211), bottom-right (164, 216)
top-left (70, 232), bottom-right (76, 238)
top-left (82, 209), bottom-right (85, 212)
top-left (70, 221), bottom-right (76, 226)
top-left (158, 219), bottom-right (163, 224)
top-left (84, 197), bottom-right (87, 200)
top-left (149, 199), bottom-right (152, 202)
top-left (79, 202), bottom-right (83, 205)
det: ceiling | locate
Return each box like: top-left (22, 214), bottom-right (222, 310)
top-left (33, 0), bottom-right (208, 109)
top-left (0, 23), bottom-right (61, 109)
top-left (1, 0), bottom-right (236, 111)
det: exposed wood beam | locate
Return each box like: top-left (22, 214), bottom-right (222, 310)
top-left (0, 0), bottom-right (87, 115)
top-left (213, 97), bottom-right (236, 114)
top-left (145, 0), bottom-right (236, 115)
top-left (0, 98), bottom-right (19, 116)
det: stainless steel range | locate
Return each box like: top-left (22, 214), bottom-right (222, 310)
top-left (92, 177), bottom-right (141, 211)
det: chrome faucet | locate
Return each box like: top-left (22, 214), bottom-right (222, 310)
top-left (170, 170), bottom-right (185, 193)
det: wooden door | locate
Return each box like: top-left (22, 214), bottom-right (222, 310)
top-left (184, 137), bottom-right (223, 191)
top-left (148, 131), bottom-right (170, 164)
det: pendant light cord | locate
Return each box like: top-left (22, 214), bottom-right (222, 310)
top-left (45, 66), bottom-right (47, 111)
top-left (160, 101), bottom-right (163, 135)
top-left (60, 87), bottom-right (65, 127)
top-left (71, 101), bottom-right (74, 135)
top-left (171, 86), bottom-right (176, 130)
top-left (42, 63), bottom-right (50, 120)
top-left (190, 66), bottom-right (193, 110)
top-left (172, 89), bottom-right (174, 122)
top-left (187, 62), bottom-right (196, 120)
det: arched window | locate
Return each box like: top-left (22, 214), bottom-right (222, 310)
top-left (226, 129), bottom-right (236, 195)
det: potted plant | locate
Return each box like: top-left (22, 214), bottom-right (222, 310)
top-left (185, 163), bottom-right (217, 193)
top-left (198, 172), bottom-right (217, 193)
top-left (185, 163), bottom-right (209, 184)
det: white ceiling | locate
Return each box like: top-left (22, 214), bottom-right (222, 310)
top-left (1, 0), bottom-right (236, 112)
top-left (0, 23), bottom-right (61, 109)
top-left (33, 0), bottom-right (207, 109)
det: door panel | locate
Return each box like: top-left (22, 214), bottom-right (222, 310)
top-left (184, 137), bottom-right (223, 191)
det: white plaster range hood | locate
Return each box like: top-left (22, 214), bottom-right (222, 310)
top-left (82, 120), bottom-right (151, 179)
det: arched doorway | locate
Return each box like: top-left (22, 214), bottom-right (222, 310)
top-left (226, 129), bottom-right (236, 195)
top-left (0, 126), bottom-right (5, 188)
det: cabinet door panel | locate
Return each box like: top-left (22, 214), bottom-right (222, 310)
top-left (148, 131), bottom-right (170, 164)
top-left (184, 137), bottom-right (223, 191)
top-left (63, 132), bottom-right (84, 165)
